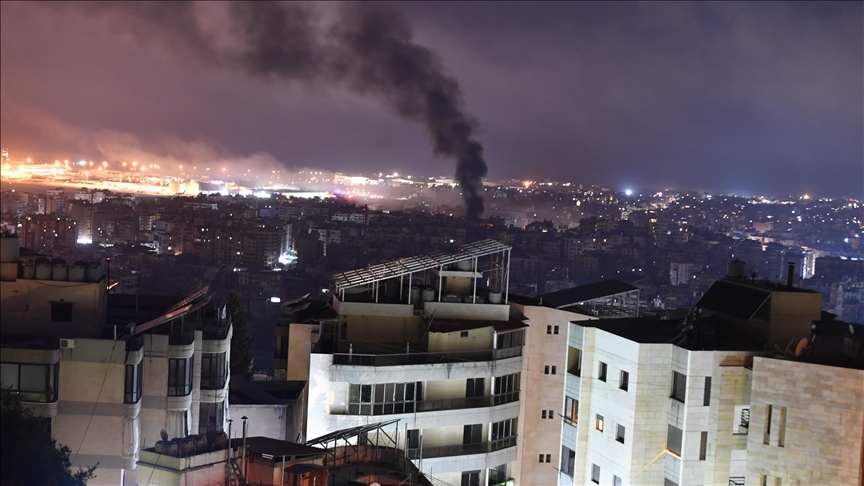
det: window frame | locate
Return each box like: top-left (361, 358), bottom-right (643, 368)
top-left (616, 423), bottom-right (626, 444)
top-left (201, 352), bottom-right (228, 390)
top-left (619, 370), bottom-right (629, 391)
top-left (124, 361), bottom-right (143, 403)
top-left (0, 362), bottom-right (58, 402)
top-left (595, 414), bottom-right (604, 432)
top-left (671, 371), bottom-right (686, 403)
top-left (591, 463), bottom-right (601, 484)
top-left (168, 357), bottom-right (193, 396)
top-left (598, 361), bottom-right (607, 382)
top-left (50, 301), bottom-right (74, 322)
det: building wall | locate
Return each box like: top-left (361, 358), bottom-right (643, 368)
top-left (746, 358), bottom-right (864, 486)
top-left (428, 327), bottom-right (494, 353)
top-left (0, 278), bottom-right (107, 337)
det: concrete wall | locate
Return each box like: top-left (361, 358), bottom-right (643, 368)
top-left (0, 278), bottom-right (107, 337)
top-left (428, 327), bottom-right (494, 353)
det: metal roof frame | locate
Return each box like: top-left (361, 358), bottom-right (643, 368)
top-left (332, 239), bottom-right (511, 292)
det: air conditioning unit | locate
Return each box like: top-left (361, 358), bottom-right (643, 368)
top-left (60, 339), bottom-right (75, 349)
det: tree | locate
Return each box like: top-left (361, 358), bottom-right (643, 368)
top-left (0, 393), bottom-right (97, 486)
top-left (226, 292), bottom-right (254, 380)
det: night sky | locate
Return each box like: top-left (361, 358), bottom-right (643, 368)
top-left (1, 2), bottom-right (861, 198)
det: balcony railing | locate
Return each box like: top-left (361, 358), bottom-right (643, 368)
top-left (340, 391), bottom-right (520, 416)
top-left (333, 347), bottom-right (522, 367)
top-left (409, 435), bottom-right (517, 460)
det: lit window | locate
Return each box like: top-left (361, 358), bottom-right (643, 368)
top-left (595, 414), bottom-right (604, 432)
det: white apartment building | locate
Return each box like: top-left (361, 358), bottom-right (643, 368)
top-left (288, 240), bottom-right (522, 486)
top-left (0, 233), bottom-right (232, 486)
top-left (521, 274), bottom-right (863, 486)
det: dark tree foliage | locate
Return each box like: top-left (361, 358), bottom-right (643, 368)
top-left (0, 393), bottom-right (97, 486)
top-left (227, 292), bottom-right (254, 380)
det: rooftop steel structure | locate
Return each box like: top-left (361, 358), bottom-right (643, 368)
top-left (332, 239), bottom-right (512, 304)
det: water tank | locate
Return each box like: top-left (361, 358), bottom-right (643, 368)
top-left (455, 260), bottom-right (472, 271)
top-left (410, 286), bottom-right (421, 303)
top-left (86, 262), bottom-right (103, 282)
top-left (727, 258), bottom-right (746, 278)
top-left (35, 260), bottom-right (52, 280)
top-left (52, 262), bottom-right (68, 281)
top-left (421, 288), bottom-right (435, 302)
top-left (488, 291), bottom-right (502, 304)
top-left (21, 260), bottom-right (35, 279)
top-left (0, 233), bottom-right (20, 262)
top-left (68, 261), bottom-right (86, 282)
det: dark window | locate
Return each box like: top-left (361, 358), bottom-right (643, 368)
top-left (546, 325), bottom-right (552, 334)
top-left (466, 378), bottom-right (484, 398)
top-left (124, 361), bottom-right (143, 403)
top-left (496, 330), bottom-right (524, 349)
top-left (551, 365), bottom-right (557, 375)
top-left (199, 401), bottom-right (224, 432)
top-left (699, 431), bottom-right (708, 460)
top-left (544, 365), bottom-right (550, 375)
top-left (616, 424), bottom-right (626, 443)
top-left (671, 371), bottom-right (686, 402)
top-left (560, 446), bottom-right (575, 477)
top-left (595, 414), bottom-right (604, 432)
top-left (598, 361), bottom-right (607, 382)
top-left (463, 424), bottom-right (482, 444)
top-left (491, 418), bottom-right (516, 441)
top-left (460, 471), bottom-right (480, 486)
top-left (493, 373), bottom-right (520, 404)
top-left (407, 429), bottom-right (420, 450)
top-left (201, 352), bottom-right (227, 389)
top-left (703, 376), bottom-right (712, 406)
top-left (620, 370), bottom-right (629, 391)
top-left (0, 362), bottom-right (57, 402)
top-left (567, 347), bottom-right (582, 376)
top-left (591, 463), bottom-right (600, 483)
top-left (489, 464), bottom-right (507, 485)
top-left (667, 424), bottom-right (683, 456)
top-left (542, 410), bottom-right (547, 419)
top-left (348, 381), bottom-right (421, 415)
top-left (553, 325), bottom-right (559, 335)
top-left (764, 404), bottom-right (773, 445)
top-left (168, 357), bottom-right (192, 396)
top-left (50, 301), bottom-right (73, 322)
top-left (460, 331), bottom-right (469, 338)
top-left (564, 397), bottom-right (578, 425)
top-left (538, 454), bottom-right (545, 463)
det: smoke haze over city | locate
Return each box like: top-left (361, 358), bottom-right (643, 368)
top-left (1, 2), bottom-right (862, 203)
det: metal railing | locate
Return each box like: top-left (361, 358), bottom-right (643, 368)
top-left (740, 408), bottom-right (751, 428)
top-left (340, 391), bottom-right (519, 416)
top-left (417, 435), bottom-right (517, 459)
top-left (333, 347), bottom-right (522, 367)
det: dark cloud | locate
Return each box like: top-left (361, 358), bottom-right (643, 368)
top-left (1, 2), bottom-right (861, 198)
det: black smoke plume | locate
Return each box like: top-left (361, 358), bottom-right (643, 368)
top-left (76, 2), bottom-right (488, 217)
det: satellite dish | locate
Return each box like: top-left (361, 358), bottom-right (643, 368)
top-left (161, 429), bottom-right (169, 442)
top-left (794, 337), bottom-right (809, 357)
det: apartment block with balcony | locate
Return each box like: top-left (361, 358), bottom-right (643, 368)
top-left (283, 240), bottom-right (521, 486)
top-left (0, 233), bottom-right (232, 486)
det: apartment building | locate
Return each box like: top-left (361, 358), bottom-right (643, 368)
top-left (0, 233), bottom-right (232, 486)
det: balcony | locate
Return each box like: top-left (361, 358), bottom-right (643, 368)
top-left (333, 347), bottom-right (522, 367)
top-left (340, 391), bottom-right (520, 416)
top-left (408, 435), bottom-right (517, 460)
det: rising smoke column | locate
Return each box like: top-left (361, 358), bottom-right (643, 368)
top-left (77, 2), bottom-right (488, 217)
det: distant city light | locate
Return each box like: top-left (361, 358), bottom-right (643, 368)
top-left (269, 297), bottom-right (281, 303)
top-left (625, 189), bottom-right (633, 196)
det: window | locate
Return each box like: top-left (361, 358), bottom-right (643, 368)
top-left (199, 401), bottom-right (224, 432)
top-left (595, 414), bottom-right (604, 432)
top-left (494, 373), bottom-right (520, 404)
top-left (546, 454), bottom-right (551, 463)
top-left (491, 418), bottom-right (516, 450)
top-left (664, 480), bottom-right (679, 486)
top-left (598, 361), bottom-right (607, 382)
top-left (460, 471), bottom-right (480, 486)
top-left (591, 463), bottom-right (600, 484)
top-left (466, 378), bottom-right (484, 398)
top-left (699, 431), bottom-right (708, 460)
top-left (460, 331), bottom-right (469, 338)
top-left (561, 446), bottom-right (575, 477)
top-left (539, 454), bottom-right (545, 463)
top-left (463, 424), bottom-right (483, 444)
top-left (50, 301), bottom-right (73, 322)
top-left (551, 365), bottom-right (557, 375)
top-left (168, 357), bottom-right (193, 396)
top-left (764, 404), bottom-right (773, 445)
top-left (547, 325), bottom-right (552, 334)
top-left (124, 361), bottom-right (143, 403)
top-left (666, 424), bottom-right (683, 456)
top-left (567, 346), bottom-right (582, 376)
top-left (616, 424), bottom-right (626, 443)
top-left (496, 330), bottom-right (524, 349)
top-left (201, 352), bottom-right (227, 389)
top-left (0, 362), bottom-right (57, 402)
top-left (407, 428), bottom-right (420, 449)
top-left (349, 382), bottom-right (422, 415)
top-left (614, 476), bottom-right (622, 486)
top-left (671, 371), bottom-right (686, 402)
top-left (542, 410), bottom-right (547, 419)
top-left (703, 376), bottom-right (712, 406)
top-left (619, 370), bottom-right (629, 391)
top-left (564, 397), bottom-right (578, 425)
top-left (544, 365), bottom-right (550, 375)
top-left (778, 406), bottom-right (787, 447)
top-left (489, 464), bottom-right (507, 485)
top-left (554, 325), bottom-right (559, 335)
